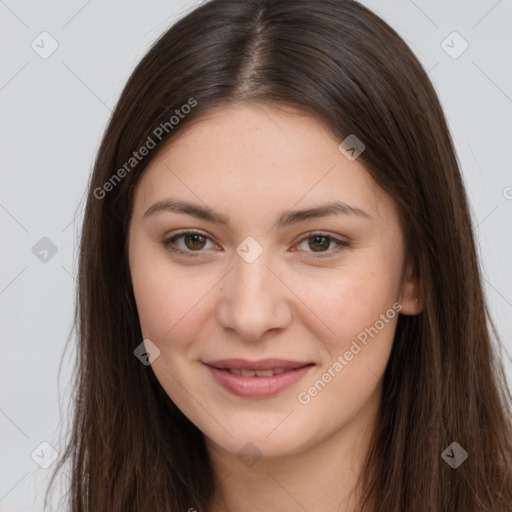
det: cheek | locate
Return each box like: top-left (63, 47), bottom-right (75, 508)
top-left (297, 265), bottom-right (398, 354)
top-left (130, 253), bottom-right (222, 357)
top-left (296, 273), bottom-right (398, 420)
top-left (130, 256), bottom-right (196, 343)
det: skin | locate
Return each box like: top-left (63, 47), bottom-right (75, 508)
top-left (128, 103), bottom-right (422, 512)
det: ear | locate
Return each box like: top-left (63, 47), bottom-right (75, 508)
top-left (398, 256), bottom-right (423, 315)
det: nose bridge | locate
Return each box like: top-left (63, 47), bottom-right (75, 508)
top-left (235, 250), bottom-right (272, 298)
top-left (216, 243), bottom-right (291, 341)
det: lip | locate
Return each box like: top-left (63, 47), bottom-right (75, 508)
top-left (203, 359), bottom-right (314, 398)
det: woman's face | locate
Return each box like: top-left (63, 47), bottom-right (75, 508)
top-left (128, 103), bottom-right (419, 461)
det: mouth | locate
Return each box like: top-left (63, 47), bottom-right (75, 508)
top-left (203, 358), bottom-right (315, 398)
top-left (217, 367), bottom-right (295, 377)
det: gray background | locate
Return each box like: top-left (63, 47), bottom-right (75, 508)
top-left (1, 1), bottom-right (511, 510)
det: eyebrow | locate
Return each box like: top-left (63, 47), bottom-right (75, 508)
top-left (143, 198), bottom-right (373, 227)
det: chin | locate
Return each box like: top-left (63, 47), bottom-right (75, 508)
top-left (203, 415), bottom-right (325, 462)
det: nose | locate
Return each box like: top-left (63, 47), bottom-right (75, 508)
top-left (215, 249), bottom-right (292, 342)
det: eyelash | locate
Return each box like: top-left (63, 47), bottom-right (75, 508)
top-left (162, 230), bottom-right (349, 258)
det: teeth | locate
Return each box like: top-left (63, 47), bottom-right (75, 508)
top-left (255, 369), bottom-right (274, 377)
top-left (227, 367), bottom-right (289, 377)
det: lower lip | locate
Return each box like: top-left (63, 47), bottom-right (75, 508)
top-left (205, 364), bottom-right (314, 398)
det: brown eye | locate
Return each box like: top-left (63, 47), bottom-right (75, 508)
top-left (295, 232), bottom-right (349, 257)
top-left (184, 233), bottom-right (207, 250)
top-left (308, 235), bottom-right (331, 252)
top-left (163, 230), bottom-right (217, 256)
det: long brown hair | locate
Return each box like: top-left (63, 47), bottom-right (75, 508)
top-left (47, 0), bottom-right (512, 510)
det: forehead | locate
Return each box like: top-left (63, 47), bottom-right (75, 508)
top-left (132, 103), bottom-right (394, 224)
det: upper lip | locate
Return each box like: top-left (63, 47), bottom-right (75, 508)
top-left (203, 358), bottom-right (312, 371)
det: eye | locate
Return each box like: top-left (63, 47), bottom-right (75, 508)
top-left (163, 230), bottom-right (218, 257)
top-left (293, 231), bottom-right (349, 257)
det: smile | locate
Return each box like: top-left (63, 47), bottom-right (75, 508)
top-left (203, 358), bottom-right (314, 398)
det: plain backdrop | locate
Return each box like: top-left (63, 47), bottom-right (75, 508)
top-left (1, 0), bottom-right (511, 510)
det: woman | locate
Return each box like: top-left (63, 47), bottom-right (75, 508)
top-left (47, 0), bottom-right (512, 510)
